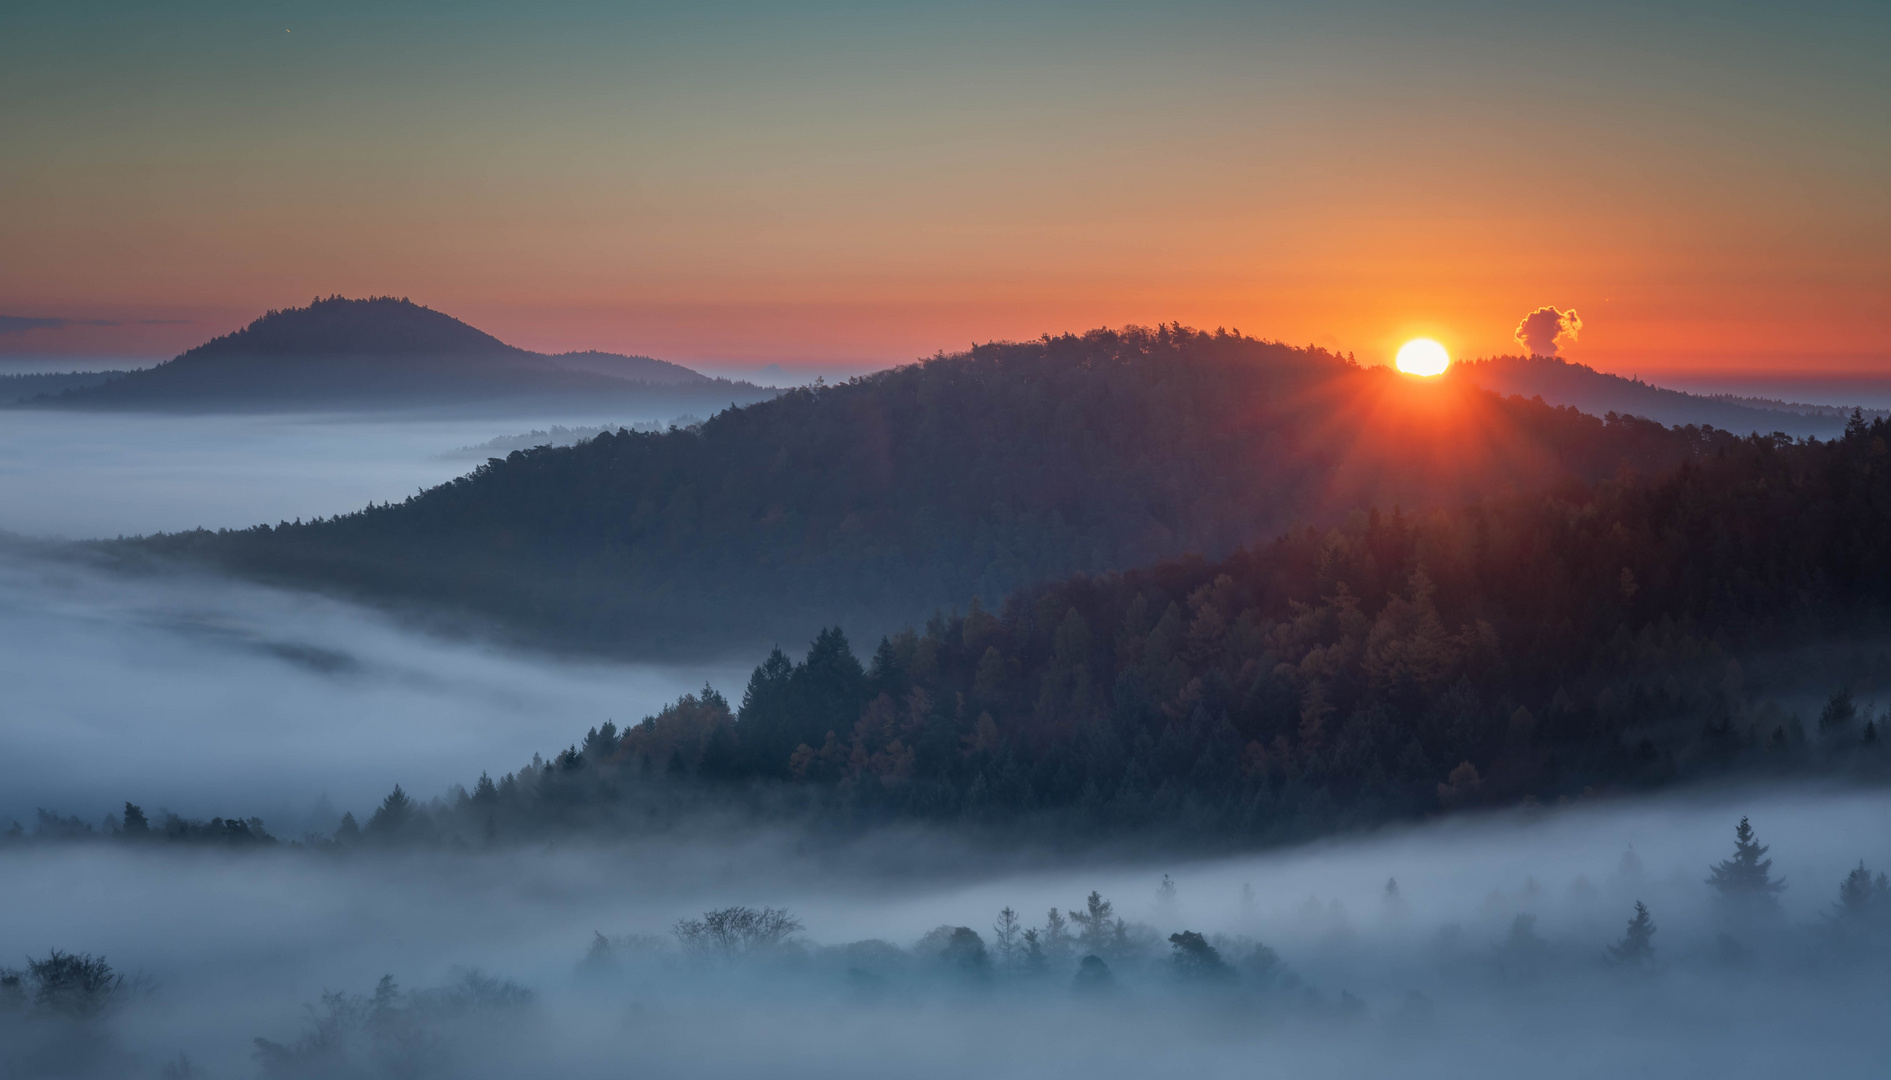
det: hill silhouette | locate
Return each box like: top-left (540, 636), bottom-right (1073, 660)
top-left (1448, 354), bottom-right (1883, 438)
top-left (398, 412), bottom-right (1891, 844)
top-left (129, 325), bottom-right (1732, 656)
top-left (27, 297), bottom-right (774, 413)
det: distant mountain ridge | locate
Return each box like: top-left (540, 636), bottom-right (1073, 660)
top-left (1448, 354), bottom-right (1885, 438)
top-left (25, 297), bottom-right (770, 413)
top-left (133, 324), bottom-right (1733, 657)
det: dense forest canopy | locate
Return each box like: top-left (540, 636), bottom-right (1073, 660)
top-left (28, 297), bottom-right (770, 412)
top-left (128, 324), bottom-right (1734, 656)
top-left (72, 411), bottom-right (1884, 854)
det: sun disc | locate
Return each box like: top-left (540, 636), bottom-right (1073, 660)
top-left (1395, 338), bottom-right (1450, 377)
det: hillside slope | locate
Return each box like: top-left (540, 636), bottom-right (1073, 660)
top-left (29, 297), bottom-right (770, 413)
top-left (131, 326), bottom-right (1731, 656)
top-left (1448, 354), bottom-right (1880, 438)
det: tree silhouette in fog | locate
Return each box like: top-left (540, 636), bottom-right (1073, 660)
top-left (1609, 902), bottom-right (1657, 966)
top-left (1708, 816), bottom-right (1785, 911)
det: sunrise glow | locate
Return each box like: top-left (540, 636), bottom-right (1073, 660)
top-left (1395, 339), bottom-right (1451, 377)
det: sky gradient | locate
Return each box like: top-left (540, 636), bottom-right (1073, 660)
top-left (2, 1), bottom-right (1885, 378)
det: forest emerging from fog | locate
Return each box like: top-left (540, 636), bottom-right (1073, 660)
top-left (24, 406), bottom-right (1891, 854)
top-left (126, 325), bottom-right (1728, 656)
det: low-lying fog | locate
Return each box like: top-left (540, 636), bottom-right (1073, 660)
top-left (0, 408), bottom-right (689, 539)
top-left (0, 548), bottom-right (747, 828)
top-left (4, 788), bottom-right (1887, 1078)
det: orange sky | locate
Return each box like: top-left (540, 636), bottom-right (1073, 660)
top-left (2, 3), bottom-right (1885, 378)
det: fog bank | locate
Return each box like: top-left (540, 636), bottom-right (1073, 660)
top-left (0, 408), bottom-right (689, 539)
top-left (4, 787), bottom-right (1888, 1078)
top-left (0, 547), bottom-right (747, 827)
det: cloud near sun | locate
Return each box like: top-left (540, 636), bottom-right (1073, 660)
top-left (1514, 307), bottom-right (1583, 357)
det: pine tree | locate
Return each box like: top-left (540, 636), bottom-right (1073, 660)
top-left (1019, 928), bottom-right (1047, 972)
top-left (1707, 816), bottom-right (1785, 903)
top-left (1609, 901), bottom-right (1656, 965)
top-left (1041, 908), bottom-right (1074, 963)
top-left (992, 907), bottom-right (1022, 966)
top-left (1168, 931), bottom-right (1234, 981)
top-left (366, 785), bottom-right (414, 837)
top-left (122, 802), bottom-right (149, 837)
top-left (1819, 688), bottom-right (1857, 734)
top-left (1070, 891), bottom-right (1116, 954)
top-left (1832, 861), bottom-right (1889, 924)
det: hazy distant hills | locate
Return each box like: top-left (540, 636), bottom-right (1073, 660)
top-left (134, 326), bottom-right (1732, 656)
top-left (25, 297), bottom-right (776, 414)
top-left (1449, 355), bottom-right (1882, 438)
top-left (0, 370), bottom-right (128, 404)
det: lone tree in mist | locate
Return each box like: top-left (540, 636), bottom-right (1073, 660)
top-left (992, 907), bottom-right (1022, 966)
top-left (1707, 817), bottom-right (1785, 910)
top-left (1609, 902), bottom-right (1657, 966)
top-left (1829, 862), bottom-right (1890, 939)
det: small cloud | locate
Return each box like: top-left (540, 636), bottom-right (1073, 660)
top-left (1513, 306), bottom-right (1581, 357)
top-left (0, 314), bottom-right (191, 335)
top-left (0, 316), bottom-right (69, 335)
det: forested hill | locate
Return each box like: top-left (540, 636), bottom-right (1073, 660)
top-left (131, 325), bottom-right (1730, 656)
top-left (1448, 354), bottom-right (1881, 438)
top-left (28, 296), bottom-right (774, 413)
top-left (408, 414), bottom-right (1891, 847)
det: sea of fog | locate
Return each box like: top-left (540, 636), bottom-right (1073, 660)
top-left (0, 548), bottom-right (749, 829)
top-left (4, 404), bottom-right (1889, 1078)
top-left (4, 789), bottom-right (1889, 1078)
top-left (0, 407), bottom-right (692, 539)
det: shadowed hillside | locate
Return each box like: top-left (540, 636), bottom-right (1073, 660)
top-left (346, 413), bottom-right (1891, 846)
top-left (27, 297), bottom-right (774, 414)
top-left (127, 325), bottom-right (1730, 656)
top-left (1448, 354), bottom-right (1884, 438)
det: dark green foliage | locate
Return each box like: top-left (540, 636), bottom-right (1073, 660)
top-left (129, 325), bottom-right (1724, 655)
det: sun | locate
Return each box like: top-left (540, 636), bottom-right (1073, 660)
top-left (1395, 338), bottom-right (1450, 377)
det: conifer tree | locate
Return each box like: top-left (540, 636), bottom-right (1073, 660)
top-left (1609, 901), bottom-right (1657, 965)
top-left (992, 907), bottom-right (1022, 966)
top-left (1707, 816), bottom-right (1785, 904)
top-left (1070, 891), bottom-right (1116, 954)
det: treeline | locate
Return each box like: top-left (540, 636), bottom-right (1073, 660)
top-left (14, 819), bottom-right (1891, 1079)
top-left (126, 324), bottom-right (1731, 655)
top-left (298, 413), bottom-right (1890, 847)
top-left (302, 414), bottom-right (1883, 843)
top-left (4, 805), bottom-right (277, 847)
top-left (33, 415), bottom-right (1891, 850)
